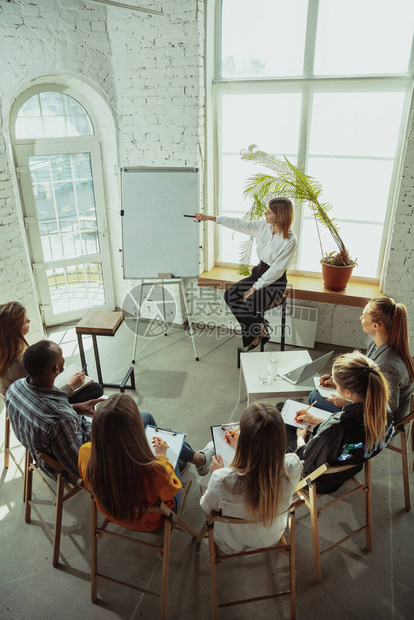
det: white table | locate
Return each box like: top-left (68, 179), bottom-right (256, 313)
top-left (239, 350), bottom-right (316, 406)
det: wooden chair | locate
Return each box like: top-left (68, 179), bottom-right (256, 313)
top-left (237, 291), bottom-right (288, 369)
top-left (1, 393), bottom-right (26, 499)
top-left (294, 461), bottom-right (372, 584)
top-left (24, 451), bottom-right (84, 567)
top-left (385, 402), bottom-right (414, 511)
top-left (196, 506), bottom-right (296, 619)
top-left (91, 480), bottom-right (197, 619)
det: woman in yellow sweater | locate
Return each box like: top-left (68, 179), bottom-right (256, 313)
top-left (78, 394), bottom-right (182, 531)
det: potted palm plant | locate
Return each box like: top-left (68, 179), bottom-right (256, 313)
top-left (238, 144), bottom-right (357, 291)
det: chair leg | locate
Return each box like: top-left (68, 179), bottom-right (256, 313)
top-left (289, 511), bottom-right (296, 620)
top-left (309, 484), bottom-right (321, 584)
top-left (400, 430), bottom-right (410, 512)
top-left (4, 412), bottom-right (10, 469)
top-left (281, 298), bottom-right (286, 351)
top-left (160, 519), bottom-right (172, 620)
top-left (365, 460), bottom-right (372, 550)
top-left (208, 526), bottom-right (219, 620)
top-left (24, 452), bottom-right (33, 524)
top-left (52, 474), bottom-right (65, 567)
top-left (91, 497), bottom-right (98, 603)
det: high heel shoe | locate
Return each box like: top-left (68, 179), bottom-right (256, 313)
top-left (237, 341), bottom-right (260, 368)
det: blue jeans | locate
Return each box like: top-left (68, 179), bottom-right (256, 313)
top-left (308, 389), bottom-right (341, 414)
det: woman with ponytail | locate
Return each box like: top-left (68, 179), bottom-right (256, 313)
top-left (292, 352), bottom-right (394, 493)
top-left (308, 296), bottom-right (414, 422)
top-left (200, 402), bottom-right (302, 554)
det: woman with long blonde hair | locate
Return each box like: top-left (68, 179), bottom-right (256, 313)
top-left (308, 296), bottom-right (413, 422)
top-left (79, 394), bottom-right (182, 530)
top-left (293, 351), bottom-right (394, 493)
top-left (200, 402), bottom-right (301, 554)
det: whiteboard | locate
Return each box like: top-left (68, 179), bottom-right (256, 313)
top-left (121, 167), bottom-right (200, 279)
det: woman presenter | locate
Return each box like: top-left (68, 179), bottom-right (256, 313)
top-left (195, 197), bottom-right (297, 352)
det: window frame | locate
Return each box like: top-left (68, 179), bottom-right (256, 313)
top-left (209, 0), bottom-right (414, 284)
top-left (11, 84), bottom-right (115, 326)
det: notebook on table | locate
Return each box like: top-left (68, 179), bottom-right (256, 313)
top-left (55, 364), bottom-right (94, 394)
top-left (145, 425), bottom-right (186, 469)
top-left (211, 422), bottom-right (240, 467)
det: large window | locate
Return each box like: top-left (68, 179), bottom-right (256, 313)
top-left (216, 0), bottom-right (414, 279)
top-left (12, 87), bottom-right (114, 326)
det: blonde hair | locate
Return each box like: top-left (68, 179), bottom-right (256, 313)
top-left (268, 197), bottom-right (294, 239)
top-left (367, 296), bottom-right (414, 381)
top-left (86, 394), bottom-right (164, 523)
top-left (230, 402), bottom-right (288, 524)
top-left (0, 302), bottom-right (29, 376)
top-left (332, 352), bottom-right (389, 452)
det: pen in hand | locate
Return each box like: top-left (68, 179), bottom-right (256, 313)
top-left (81, 363), bottom-right (88, 373)
top-left (295, 401), bottom-right (317, 423)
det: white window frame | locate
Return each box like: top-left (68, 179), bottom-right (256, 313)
top-left (208, 0), bottom-right (414, 283)
top-left (11, 85), bottom-right (115, 326)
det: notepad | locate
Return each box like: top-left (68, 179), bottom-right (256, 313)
top-left (55, 364), bottom-right (94, 394)
top-left (313, 376), bottom-right (338, 398)
top-left (281, 399), bottom-right (333, 430)
top-left (211, 422), bottom-right (240, 468)
top-left (145, 425), bottom-right (186, 469)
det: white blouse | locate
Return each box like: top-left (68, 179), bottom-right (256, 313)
top-left (200, 453), bottom-right (302, 555)
top-left (216, 216), bottom-right (297, 291)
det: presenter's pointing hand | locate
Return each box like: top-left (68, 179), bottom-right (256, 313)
top-left (194, 213), bottom-right (216, 222)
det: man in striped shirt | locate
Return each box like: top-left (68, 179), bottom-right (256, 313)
top-left (5, 340), bottom-right (102, 479)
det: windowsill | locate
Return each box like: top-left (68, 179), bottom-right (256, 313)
top-left (198, 267), bottom-right (380, 308)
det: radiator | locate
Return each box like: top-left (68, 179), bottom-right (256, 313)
top-left (267, 304), bottom-right (318, 348)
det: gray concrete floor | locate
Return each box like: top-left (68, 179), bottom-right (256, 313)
top-left (1, 322), bottom-right (413, 620)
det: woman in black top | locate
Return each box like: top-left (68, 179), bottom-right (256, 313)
top-left (289, 351), bottom-right (393, 493)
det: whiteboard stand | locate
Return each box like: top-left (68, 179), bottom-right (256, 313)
top-left (130, 278), bottom-right (199, 363)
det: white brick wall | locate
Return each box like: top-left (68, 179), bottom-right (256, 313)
top-left (0, 0), bottom-right (412, 352)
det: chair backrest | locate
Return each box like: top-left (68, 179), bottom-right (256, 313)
top-left (37, 452), bottom-right (83, 486)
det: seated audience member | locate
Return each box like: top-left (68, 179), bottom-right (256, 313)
top-left (0, 301), bottom-right (103, 403)
top-left (289, 352), bottom-right (394, 494)
top-left (79, 394), bottom-right (183, 531)
top-left (200, 402), bottom-right (302, 555)
top-left (5, 340), bottom-right (101, 478)
top-left (308, 297), bottom-right (414, 422)
top-left (6, 340), bottom-right (214, 480)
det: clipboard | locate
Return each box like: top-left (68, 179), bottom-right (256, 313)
top-left (145, 425), bottom-right (186, 468)
top-left (281, 399), bottom-right (333, 430)
top-left (211, 422), bottom-right (239, 468)
top-left (55, 363), bottom-right (94, 394)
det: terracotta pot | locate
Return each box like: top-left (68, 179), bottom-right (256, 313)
top-left (321, 261), bottom-right (356, 291)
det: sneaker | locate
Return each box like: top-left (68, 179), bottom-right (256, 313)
top-left (178, 459), bottom-right (189, 475)
top-left (196, 441), bottom-right (215, 476)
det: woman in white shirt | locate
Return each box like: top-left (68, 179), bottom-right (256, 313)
top-left (195, 198), bottom-right (297, 350)
top-left (200, 402), bottom-right (302, 555)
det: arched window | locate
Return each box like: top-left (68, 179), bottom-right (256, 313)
top-left (11, 87), bottom-right (114, 326)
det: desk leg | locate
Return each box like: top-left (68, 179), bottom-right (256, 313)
top-left (92, 334), bottom-right (103, 385)
top-left (239, 369), bottom-right (247, 402)
top-left (77, 333), bottom-right (86, 369)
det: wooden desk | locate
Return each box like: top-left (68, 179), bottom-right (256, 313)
top-left (76, 311), bottom-right (135, 392)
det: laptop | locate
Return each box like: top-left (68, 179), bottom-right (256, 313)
top-left (279, 351), bottom-right (334, 385)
